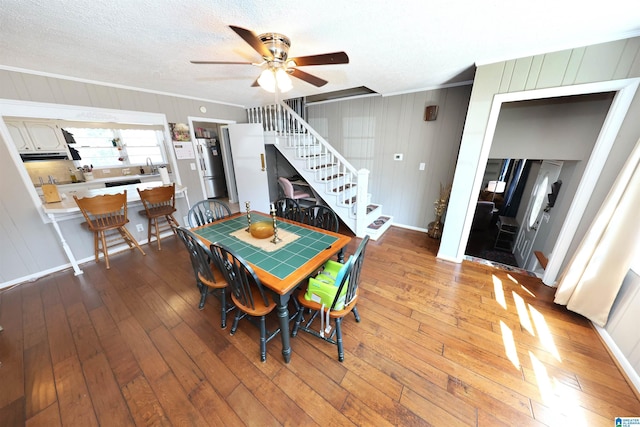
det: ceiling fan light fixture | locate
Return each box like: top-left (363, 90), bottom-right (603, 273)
top-left (275, 68), bottom-right (292, 92)
top-left (258, 68), bottom-right (276, 92)
top-left (258, 68), bottom-right (292, 93)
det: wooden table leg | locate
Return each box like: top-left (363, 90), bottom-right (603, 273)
top-left (273, 293), bottom-right (292, 363)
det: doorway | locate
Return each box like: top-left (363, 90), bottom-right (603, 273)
top-left (465, 158), bottom-right (532, 269)
top-left (188, 118), bottom-right (238, 207)
top-left (441, 79), bottom-right (637, 286)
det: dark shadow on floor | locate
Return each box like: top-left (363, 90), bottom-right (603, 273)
top-left (465, 224), bottom-right (520, 268)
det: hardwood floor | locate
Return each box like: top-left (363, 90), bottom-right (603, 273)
top-left (1, 226), bottom-right (638, 426)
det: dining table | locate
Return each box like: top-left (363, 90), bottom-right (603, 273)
top-left (191, 211), bottom-right (351, 363)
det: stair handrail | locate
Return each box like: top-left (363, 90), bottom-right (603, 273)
top-left (248, 103), bottom-right (359, 179)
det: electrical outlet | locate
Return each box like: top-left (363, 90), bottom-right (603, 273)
top-left (136, 224), bottom-right (144, 232)
top-left (419, 162), bottom-right (425, 170)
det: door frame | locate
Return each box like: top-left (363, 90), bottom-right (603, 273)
top-left (187, 116), bottom-right (236, 202)
top-left (441, 77), bottom-right (640, 286)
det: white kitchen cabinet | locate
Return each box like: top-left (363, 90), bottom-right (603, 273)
top-left (7, 121), bottom-right (33, 151)
top-left (6, 120), bottom-right (68, 153)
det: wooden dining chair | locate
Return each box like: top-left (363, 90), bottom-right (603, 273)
top-left (299, 204), bottom-right (339, 232)
top-left (210, 242), bottom-right (280, 362)
top-left (292, 235), bottom-right (370, 362)
top-left (273, 197), bottom-right (302, 221)
top-left (187, 199), bottom-right (231, 228)
top-left (74, 191), bottom-right (146, 269)
top-left (137, 183), bottom-right (180, 250)
top-left (299, 204), bottom-right (344, 261)
top-left (176, 227), bottom-right (234, 326)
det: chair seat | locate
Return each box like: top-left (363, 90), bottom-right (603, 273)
top-left (231, 286), bottom-right (276, 317)
top-left (293, 190), bottom-right (311, 199)
top-left (139, 205), bottom-right (177, 218)
top-left (89, 215), bottom-right (128, 231)
top-left (198, 262), bottom-right (226, 289)
top-left (297, 290), bottom-right (358, 318)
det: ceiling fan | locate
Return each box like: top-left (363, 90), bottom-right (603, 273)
top-left (191, 25), bottom-right (349, 93)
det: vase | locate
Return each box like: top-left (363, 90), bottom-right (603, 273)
top-left (427, 216), bottom-right (443, 239)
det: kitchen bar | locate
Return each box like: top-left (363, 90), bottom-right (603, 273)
top-left (42, 181), bottom-right (189, 275)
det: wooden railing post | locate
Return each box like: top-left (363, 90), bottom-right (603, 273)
top-left (355, 168), bottom-right (370, 237)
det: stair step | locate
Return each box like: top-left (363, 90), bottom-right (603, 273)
top-left (344, 196), bottom-right (357, 205)
top-left (310, 163), bottom-right (336, 170)
top-left (331, 183), bottom-right (355, 193)
top-left (366, 204), bottom-right (379, 214)
top-left (366, 215), bottom-right (393, 241)
top-left (320, 173), bottom-right (345, 181)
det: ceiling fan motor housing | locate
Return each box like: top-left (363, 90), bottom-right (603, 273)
top-left (258, 33), bottom-right (291, 63)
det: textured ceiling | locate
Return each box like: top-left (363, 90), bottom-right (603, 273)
top-left (1, 0), bottom-right (639, 108)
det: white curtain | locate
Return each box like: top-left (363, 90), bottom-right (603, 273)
top-left (554, 138), bottom-right (640, 327)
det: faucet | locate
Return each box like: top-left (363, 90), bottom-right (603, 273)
top-left (146, 157), bottom-right (158, 174)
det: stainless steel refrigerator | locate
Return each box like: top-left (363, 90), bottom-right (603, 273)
top-left (196, 137), bottom-right (227, 198)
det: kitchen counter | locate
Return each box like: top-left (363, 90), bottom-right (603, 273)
top-left (42, 180), bottom-right (186, 214)
top-left (34, 173), bottom-right (163, 189)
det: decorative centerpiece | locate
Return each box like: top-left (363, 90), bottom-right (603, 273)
top-left (270, 203), bottom-right (282, 244)
top-left (249, 221), bottom-right (275, 239)
top-left (427, 183), bottom-right (451, 239)
top-left (245, 201), bottom-right (251, 232)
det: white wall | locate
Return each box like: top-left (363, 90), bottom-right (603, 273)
top-left (604, 269), bottom-right (640, 392)
top-left (490, 93), bottom-right (613, 160)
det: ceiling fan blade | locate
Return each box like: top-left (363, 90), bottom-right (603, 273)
top-left (190, 60), bottom-right (253, 65)
top-left (229, 25), bottom-right (273, 59)
top-left (290, 68), bottom-right (328, 87)
top-left (288, 52), bottom-right (349, 67)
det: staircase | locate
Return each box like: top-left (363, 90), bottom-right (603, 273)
top-left (247, 102), bottom-right (392, 240)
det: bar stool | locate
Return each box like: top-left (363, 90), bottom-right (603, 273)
top-left (137, 183), bottom-right (180, 250)
top-left (74, 191), bottom-right (146, 269)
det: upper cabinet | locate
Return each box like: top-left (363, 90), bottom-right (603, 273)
top-left (6, 120), bottom-right (68, 153)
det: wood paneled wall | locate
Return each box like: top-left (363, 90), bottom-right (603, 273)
top-left (307, 86), bottom-right (472, 228)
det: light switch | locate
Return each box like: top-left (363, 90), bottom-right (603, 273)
top-left (190, 162), bottom-right (197, 171)
top-left (394, 153), bottom-right (403, 161)
top-left (419, 162), bottom-right (425, 170)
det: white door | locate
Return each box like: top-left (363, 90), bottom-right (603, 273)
top-left (514, 160), bottom-right (563, 268)
top-left (227, 123), bottom-right (270, 212)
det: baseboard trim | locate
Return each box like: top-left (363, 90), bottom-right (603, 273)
top-left (593, 324), bottom-right (640, 401)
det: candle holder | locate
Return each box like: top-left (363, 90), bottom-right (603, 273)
top-left (245, 201), bottom-right (251, 232)
top-left (270, 205), bottom-right (281, 244)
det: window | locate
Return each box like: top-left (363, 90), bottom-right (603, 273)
top-left (528, 175), bottom-right (548, 229)
top-left (64, 127), bottom-right (166, 167)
